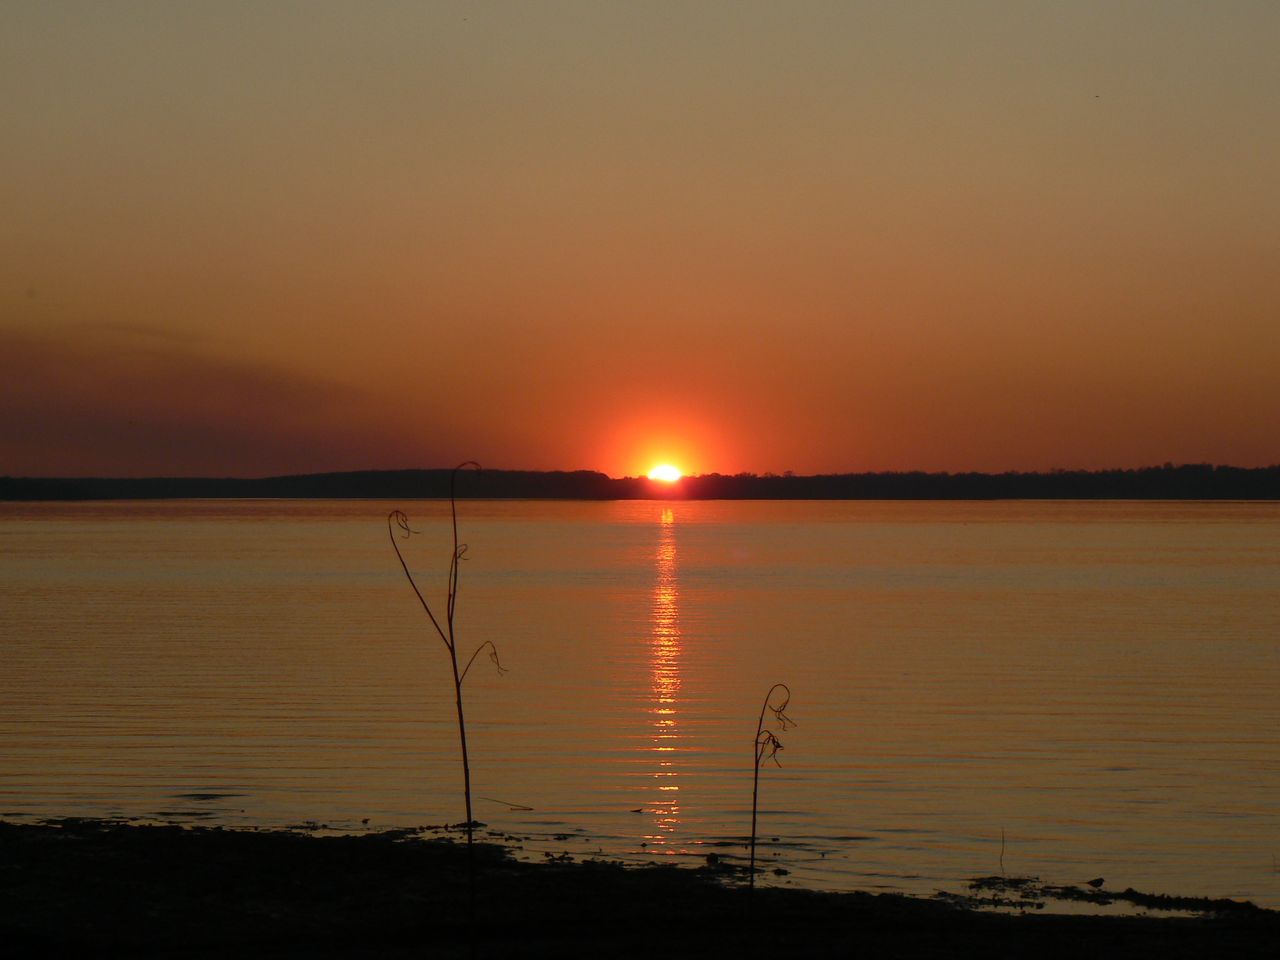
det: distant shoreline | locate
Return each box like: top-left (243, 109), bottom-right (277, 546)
top-left (2, 464), bottom-right (1278, 501)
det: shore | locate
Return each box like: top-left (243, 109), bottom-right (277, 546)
top-left (3, 820), bottom-right (1277, 958)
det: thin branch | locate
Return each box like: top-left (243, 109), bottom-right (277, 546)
top-left (387, 510), bottom-right (450, 650)
top-left (460, 640), bottom-right (507, 684)
top-left (447, 461), bottom-right (480, 629)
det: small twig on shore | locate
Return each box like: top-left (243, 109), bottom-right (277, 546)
top-left (478, 796), bottom-right (534, 812)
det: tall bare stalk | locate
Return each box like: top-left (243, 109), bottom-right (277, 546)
top-left (388, 462), bottom-right (504, 850)
top-left (749, 682), bottom-right (794, 891)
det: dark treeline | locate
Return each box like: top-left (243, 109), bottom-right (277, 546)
top-left (0, 469), bottom-right (613, 501)
top-left (672, 464), bottom-right (1280, 500)
top-left (2, 463), bottom-right (1277, 500)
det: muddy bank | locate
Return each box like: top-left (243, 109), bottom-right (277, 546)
top-left (2, 820), bottom-right (1276, 958)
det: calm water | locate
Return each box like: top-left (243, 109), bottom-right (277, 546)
top-left (2, 499), bottom-right (1278, 906)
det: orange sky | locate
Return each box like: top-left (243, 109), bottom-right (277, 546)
top-left (3, 2), bottom-right (1278, 478)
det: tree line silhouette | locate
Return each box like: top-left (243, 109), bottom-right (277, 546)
top-left (2, 463), bottom-right (1276, 500)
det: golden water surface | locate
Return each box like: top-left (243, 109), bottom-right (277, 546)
top-left (1, 499), bottom-right (1277, 905)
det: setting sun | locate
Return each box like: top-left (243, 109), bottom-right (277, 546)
top-left (647, 464), bottom-right (683, 483)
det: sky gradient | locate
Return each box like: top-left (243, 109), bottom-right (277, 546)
top-left (4, 1), bottom-right (1278, 478)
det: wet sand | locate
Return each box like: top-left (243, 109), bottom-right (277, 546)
top-left (3, 819), bottom-right (1276, 958)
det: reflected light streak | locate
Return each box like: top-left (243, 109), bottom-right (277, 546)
top-left (645, 506), bottom-right (682, 845)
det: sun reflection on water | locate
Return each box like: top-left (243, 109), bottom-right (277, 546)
top-left (644, 506), bottom-right (682, 847)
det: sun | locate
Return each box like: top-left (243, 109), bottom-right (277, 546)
top-left (647, 464), bottom-right (683, 483)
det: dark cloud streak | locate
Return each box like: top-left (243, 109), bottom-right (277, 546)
top-left (0, 328), bottom-right (412, 477)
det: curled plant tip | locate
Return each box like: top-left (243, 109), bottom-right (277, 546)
top-left (757, 730), bottom-right (784, 767)
top-left (766, 686), bottom-right (795, 731)
top-left (390, 510), bottom-right (417, 538)
top-left (456, 543), bottom-right (469, 561)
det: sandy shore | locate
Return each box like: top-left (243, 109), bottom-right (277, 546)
top-left (3, 819), bottom-right (1276, 958)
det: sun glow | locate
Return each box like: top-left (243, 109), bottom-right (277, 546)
top-left (647, 464), bottom-right (683, 483)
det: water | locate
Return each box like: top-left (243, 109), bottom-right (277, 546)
top-left (2, 499), bottom-right (1278, 906)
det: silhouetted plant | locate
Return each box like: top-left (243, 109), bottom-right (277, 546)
top-left (388, 461), bottom-right (504, 850)
top-left (749, 682), bottom-right (794, 891)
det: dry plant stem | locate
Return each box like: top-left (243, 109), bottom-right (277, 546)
top-left (388, 461), bottom-right (503, 852)
top-left (749, 682), bottom-right (793, 893)
top-left (446, 466), bottom-right (472, 848)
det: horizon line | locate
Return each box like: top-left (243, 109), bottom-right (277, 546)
top-left (5, 461), bottom-right (1278, 483)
